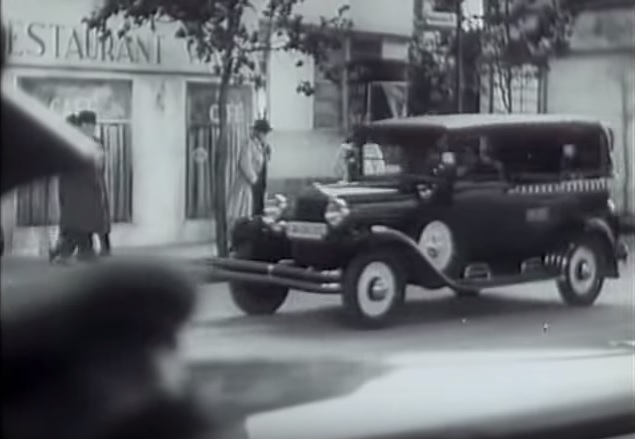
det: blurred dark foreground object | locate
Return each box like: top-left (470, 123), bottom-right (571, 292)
top-left (0, 24), bottom-right (100, 193)
top-left (0, 23), bottom-right (211, 439)
top-left (1, 260), bottom-right (213, 439)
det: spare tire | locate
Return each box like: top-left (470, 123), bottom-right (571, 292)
top-left (416, 220), bottom-right (463, 288)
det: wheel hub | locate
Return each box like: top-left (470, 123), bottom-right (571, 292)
top-left (576, 261), bottom-right (592, 281)
top-left (419, 221), bottom-right (454, 271)
top-left (368, 277), bottom-right (389, 301)
top-left (568, 246), bottom-right (597, 294)
top-left (426, 246), bottom-right (439, 259)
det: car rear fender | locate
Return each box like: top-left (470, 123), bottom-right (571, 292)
top-left (583, 217), bottom-right (619, 277)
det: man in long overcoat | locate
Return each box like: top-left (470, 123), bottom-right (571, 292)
top-left (50, 111), bottom-right (110, 262)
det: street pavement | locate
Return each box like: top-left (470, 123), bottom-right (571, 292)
top-left (2, 242), bottom-right (633, 363)
top-left (183, 249), bottom-right (635, 362)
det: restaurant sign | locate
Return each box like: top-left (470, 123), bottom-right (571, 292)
top-left (4, 19), bottom-right (213, 73)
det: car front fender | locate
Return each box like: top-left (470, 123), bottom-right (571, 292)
top-left (367, 226), bottom-right (465, 291)
top-left (230, 217), bottom-right (291, 262)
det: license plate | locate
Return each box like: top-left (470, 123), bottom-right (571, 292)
top-left (286, 221), bottom-right (327, 240)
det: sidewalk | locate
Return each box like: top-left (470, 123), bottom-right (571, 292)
top-left (1, 242), bottom-right (217, 286)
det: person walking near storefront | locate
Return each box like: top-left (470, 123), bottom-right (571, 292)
top-left (49, 110), bottom-right (110, 263)
top-left (227, 119), bottom-right (270, 232)
top-left (77, 110), bottom-right (112, 257)
top-left (49, 113), bottom-right (82, 263)
top-left (250, 119), bottom-right (272, 216)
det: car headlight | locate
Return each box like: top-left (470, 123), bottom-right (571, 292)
top-left (264, 194), bottom-right (288, 221)
top-left (607, 198), bottom-right (616, 213)
top-left (324, 197), bottom-right (350, 227)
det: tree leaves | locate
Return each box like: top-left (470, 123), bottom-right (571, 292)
top-left (85, 0), bottom-right (350, 255)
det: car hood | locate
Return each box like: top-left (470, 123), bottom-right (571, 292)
top-left (294, 180), bottom-right (416, 206)
top-left (189, 346), bottom-right (635, 439)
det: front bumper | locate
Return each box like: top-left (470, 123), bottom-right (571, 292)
top-left (208, 257), bottom-right (342, 294)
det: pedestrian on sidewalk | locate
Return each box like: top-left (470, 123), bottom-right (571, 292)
top-left (49, 113), bottom-right (89, 264)
top-left (250, 119), bottom-right (272, 216)
top-left (77, 110), bottom-right (112, 257)
top-left (49, 111), bottom-right (110, 263)
top-left (227, 119), bottom-right (271, 232)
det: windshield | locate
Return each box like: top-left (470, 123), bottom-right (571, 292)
top-left (355, 131), bottom-right (442, 178)
top-left (2, 4), bottom-right (635, 439)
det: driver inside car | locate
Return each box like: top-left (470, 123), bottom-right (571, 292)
top-left (476, 137), bottom-right (504, 177)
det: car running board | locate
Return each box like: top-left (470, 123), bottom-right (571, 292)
top-left (456, 271), bottom-right (558, 290)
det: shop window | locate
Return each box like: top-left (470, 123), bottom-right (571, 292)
top-left (185, 82), bottom-right (253, 219)
top-left (15, 78), bottom-right (133, 226)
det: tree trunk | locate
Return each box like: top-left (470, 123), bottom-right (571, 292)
top-left (213, 67), bottom-right (233, 257)
top-left (620, 72), bottom-right (633, 215)
top-left (503, 0), bottom-right (513, 113)
top-left (505, 65), bottom-right (513, 113)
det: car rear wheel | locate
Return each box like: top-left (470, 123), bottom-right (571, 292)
top-left (342, 250), bottom-right (406, 329)
top-left (229, 244), bottom-right (289, 316)
top-left (557, 237), bottom-right (605, 307)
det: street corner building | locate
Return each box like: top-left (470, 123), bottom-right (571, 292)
top-left (0, 0), bottom-right (257, 255)
top-left (0, 0), bottom-right (417, 256)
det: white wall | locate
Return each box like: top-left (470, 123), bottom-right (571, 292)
top-left (1, 0), bottom-right (220, 255)
top-left (548, 53), bottom-right (635, 215)
top-left (382, 39), bottom-right (409, 60)
top-left (269, 51), bottom-right (314, 131)
top-left (349, 0), bottom-right (413, 37)
top-left (547, 5), bottom-right (635, 215)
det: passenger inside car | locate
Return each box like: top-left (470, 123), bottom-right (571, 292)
top-left (561, 143), bottom-right (579, 179)
top-left (474, 137), bottom-right (504, 178)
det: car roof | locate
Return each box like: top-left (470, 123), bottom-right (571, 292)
top-left (364, 113), bottom-right (607, 132)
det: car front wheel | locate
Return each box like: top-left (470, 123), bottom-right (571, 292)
top-left (229, 244), bottom-right (289, 316)
top-left (557, 237), bottom-right (605, 307)
top-left (342, 250), bottom-right (406, 329)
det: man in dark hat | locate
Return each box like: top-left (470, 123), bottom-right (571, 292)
top-left (49, 113), bottom-right (84, 263)
top-left (76, 110), bottom-right (111, 257)
top-left (52, 109), bottom-right (110, 260)
top-left (251, 118), bottom-right (272, 216)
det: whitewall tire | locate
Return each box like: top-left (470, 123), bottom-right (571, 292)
top-left (557, 237), bottom-right (605, 307)
top-left (342, 251), bottom-right (406, 329)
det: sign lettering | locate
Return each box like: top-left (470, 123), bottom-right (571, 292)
top-left (5, 19), bottom-right (165, 65)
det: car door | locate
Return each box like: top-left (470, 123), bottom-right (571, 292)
top-left (446, 134), bottom-right (517, 262)
top-left (495, 135), bottom-right (571, 258)
top-left (451, 174), bottom-right (516, 262)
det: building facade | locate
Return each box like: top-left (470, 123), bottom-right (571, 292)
top-left (546, 0), bottom-right (634, 216)
top-left (1, 0), bottom-right (414, 255)
top-left (1, 0), bottom-right (257, 255)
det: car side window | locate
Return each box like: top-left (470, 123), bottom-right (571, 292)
top-left (362, 143), bottom-right (405, 176)
top-left (494, 134), bottom-right (561, 183)
top-left (560, 131), bottom-right (606, 179)
top-left (453, 135), bottom-right (504, 182)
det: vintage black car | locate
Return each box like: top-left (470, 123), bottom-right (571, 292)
top-left (211, 114), bottom-right (629, 328)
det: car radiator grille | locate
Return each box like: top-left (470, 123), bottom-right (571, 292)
top-left (294, 198), bottom-right (328, 222)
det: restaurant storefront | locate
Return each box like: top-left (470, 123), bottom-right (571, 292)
top-left (1, 5), bottom-right (254, 255)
